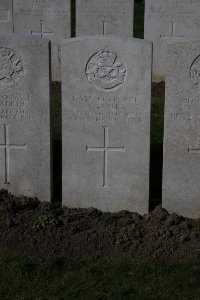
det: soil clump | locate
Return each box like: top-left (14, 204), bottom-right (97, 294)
top-left (0, 190), bottom-right (200, 259)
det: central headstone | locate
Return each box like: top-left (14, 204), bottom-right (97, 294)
top-left (13, 0), bottom-right (71, 80)
top-left (62, 36), bottom-right (152, 213)
top-left (0, 35), bottom-right (51, 201)
top-left (163, 41), bottom-right (200, 218)
top-left (144, 0), bottom-right (200, 81)
top-left (76, 0), bottom-right (134, 37)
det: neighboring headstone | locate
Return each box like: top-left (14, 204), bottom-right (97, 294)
top-left (76, 0), bottom-right (134, 37)
top-left (0, 0), bottom-right (13, 33)
top-left (144, 0), bottom-right (200, 81)
top-left (62, 36), bottom-right (152, 213)
top-left (163, 41), bottom-right (200, 218)
top-left (13, 0), bottom-right (71, 80)
top-left (0, 35), bottom-right (51, 201)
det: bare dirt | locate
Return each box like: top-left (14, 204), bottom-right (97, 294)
top-left (0, 190), bottom-right (200, 259)
top-left (2, 82), bottom-right (196, 260)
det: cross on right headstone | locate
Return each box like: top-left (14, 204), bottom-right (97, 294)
top-left (163, 40), bottom-right (200, 218)
top-left (144, 0), bottom-right (200, 81)
top-left (76, 0), bottom-right (134, 37)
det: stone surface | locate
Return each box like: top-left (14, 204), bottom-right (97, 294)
top-left (76, 0), bottom-right (134, 37)
top-left (163, 41), bottom-right (200, 218)
top-left (0, 35), bottom-right (51, 201)
top-left (13, 0), bottom-right (71, 81)
top-left (0, 0), bottom-right (13, 33)
top-left (144, 0), bottom-right (200, 81)
top-left (62, 36), bottom-right (151, 214)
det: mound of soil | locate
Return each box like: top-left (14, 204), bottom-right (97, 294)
top-left (0, 190), bottom-right (200, 259)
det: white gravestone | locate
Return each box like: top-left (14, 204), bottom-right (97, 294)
top-left (0, 0), bottom-right (13, 33)
top-left (62, 36), bottom-right (152, 213)
top-left (13, 0), bottom-right (71, 81)
top-left (144, 0), bottom-right (200, 81)
top-left (0, 35), bottom-right (51, 201)
top-left (76, 0), bottom-right (134, 37)
top-left (163, 41), bottom-right (200, 218)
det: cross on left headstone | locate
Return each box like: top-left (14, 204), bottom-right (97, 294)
top-left (0, 124), bottom-right (26, 184)
top-left (0, 35), bottom-right (51, 201)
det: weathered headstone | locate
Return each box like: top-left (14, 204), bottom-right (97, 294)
top-left (0, 0), bottom-right (13, 33)
top-left (163, 41), bottom-right (200, 218)
top-left (76, 0), bottom-right (134, 37)
top-left (13, 0), bottom-right (71, 80)
top-left (62, 36), bottom-right (152, 213)
top-left (144, 0), bottom-right (200, 81)
top-left (0, 35), bottom-right (51, 201)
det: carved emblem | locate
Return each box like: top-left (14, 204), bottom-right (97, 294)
top-left (190, 55), bottom-right (200, 85)
top-left (0, 47), bottom-right (25, 88)
top-left (86, 49), bottom-right (127, 90)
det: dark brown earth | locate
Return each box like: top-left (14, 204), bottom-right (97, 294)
top-left (0, 190), bottom-right (200, 259)
top-left (1, 82), bottom-right (189, 260)
top-left (152, 81), bottom-right (165, 98)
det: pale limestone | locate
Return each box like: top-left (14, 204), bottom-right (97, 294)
top-left (0, 0), bottom-right (13, 33)
top-left (163, 41), bottom-right (200, 218)
top-left (62, 36), bottom-right (152, 213)
top-left (76, 0), bottom-right (134, 37)
top-left (13, 0), bottom-right (71, 80)
top-left (144, 0), bottom-right (200, 81)
top-left (0, 35), bottom-right (51, 201)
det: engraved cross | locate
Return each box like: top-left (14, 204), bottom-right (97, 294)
top-left (102, 21), bottom-right (108, 35)
top-left (0, 124), bottom-right (26, 184)
top-left (86, 127), bottom-right (125, 187)
top-left (160, 22), bottom-right (185, 39)
top-left (31, 20), bottom-right (53, 38)
top-left (0, 7), bottom-right (9, 22)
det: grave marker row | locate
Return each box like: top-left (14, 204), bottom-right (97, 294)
top-left (0, 0), bottom-right (135, 80)
top-left (1, 33), bottom-right (200, 219)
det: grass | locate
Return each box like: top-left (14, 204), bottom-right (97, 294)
top-left (151, 96), bottom-right (165, 145)
top-left (52, 88), bottom-right (61, 141)
top-left (134, 0), bottom-right (145, 38)
top-left (0, 252), bottom-right (200, 300)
